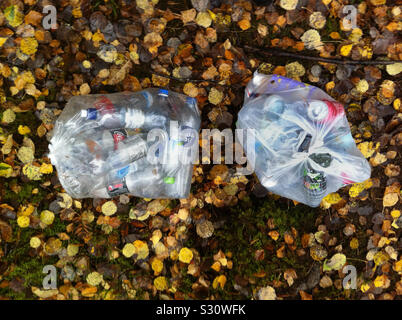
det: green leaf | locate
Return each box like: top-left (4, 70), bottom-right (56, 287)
top-left (4, 5), bottom-right (24, 28)
top-left (323, 253), bottom-right (347, 271)
top-left (0, 162), bottom-right (12, 177)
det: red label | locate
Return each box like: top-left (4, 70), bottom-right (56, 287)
top-left (108, 183), bottom-right (123, 191)
top-left (110, 129), bottom-right (128, 150)
top-left (113, 132), bottom-right (125, 149)
top-left (107, 179), bottom-right (129, 197)
top-left (94, 96), bottom-right (115, 116)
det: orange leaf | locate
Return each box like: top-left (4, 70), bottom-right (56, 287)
top-left (238, 19), bottom-right (251, 30)
top-left (299, 290), bottom-right (312, 300)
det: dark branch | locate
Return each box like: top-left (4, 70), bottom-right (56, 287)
top-left (244, 45), bottom-right (402, 66)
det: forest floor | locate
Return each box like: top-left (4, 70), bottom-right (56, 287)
top-left (0, 0), bottom-right (401, 300)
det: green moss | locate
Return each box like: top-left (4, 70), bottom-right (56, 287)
top-left (8, 220), bottom-right (35, 249)
top-left (0, 288), bottom-right (26, 300)
top-left (202, 197), bottom-right (319, 298)
top-left (2, 221), bottom-right (58, 298)
top-left (322, 17), bottom-right (345, 42)
top-left (114, 256), bottom-right (136, 274)
top-left (43, 216), bottom-right (66, 237)
top-left (7, 258), bottom-right (53, 288)
top-left (179, 269), bottom-right (196, 295)
top-left (3, 180), bottom-right (46, 205)
top-left (91, 0), bottom-right (120, 19)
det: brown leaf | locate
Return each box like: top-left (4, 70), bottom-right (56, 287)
top-left (208, 164), bottom-right (229, 181)
top-left (385, 164), bottom-right (400, 177)
top-left (24, 11), bottom-right (43, 27)
top-left (284, 269), bottom-right (297, 287)
top-left (254, 249), bottom-right (265, 261)
top-left (284, 232), bottom-right (294, 245)
top-left (181, 9), bottom-right (196, 24)
top-left (383, 183), bottom-right (400, 207)
top-left (299, 290), bottom-right (312, 300)
top-left (0, 219), bottom-right (12, 242)
top-left (276, 245), bottom-right (286, 258)
top-left (106, 61), bottom-right (132, 85)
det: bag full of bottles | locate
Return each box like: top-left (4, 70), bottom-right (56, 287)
top-left (237, 72), bottom-right (371, 207)
top-left (48, 89), bottom-right (201, 199)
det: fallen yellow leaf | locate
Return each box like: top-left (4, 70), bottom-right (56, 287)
top-left (212, 275), bottom-right (227, 289)
top-left (178, 247), bottom-right (193, 264)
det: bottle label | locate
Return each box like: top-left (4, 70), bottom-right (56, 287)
top-left (303, 168), bottom-right (326, 192)
top-left (116, 165), bottom-right (130, 179)
top-left (125, 137), bottom-right (147, 162)
top-left (107, 179), bottom-right (129, 197)
top-left (180, 125), bottom-right (197, 147)
top-left (110, 129), bottom-right (128, 150)
top-left (164, 176), bottom-right (175, 184)
top-left (94, 96), bottom-right (115, 116)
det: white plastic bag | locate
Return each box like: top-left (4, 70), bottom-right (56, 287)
top-left (237, 72), bottom-right (371, 207)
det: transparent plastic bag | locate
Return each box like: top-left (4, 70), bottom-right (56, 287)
top-left (49, 89), bottom-right (200, 199)
top-left (237, 72), bottom-right (371, 207)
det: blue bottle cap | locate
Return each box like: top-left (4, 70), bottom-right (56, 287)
top-left (86, 108), bottom-right (98, 120)
top-left (158, 89), bottom-right (169, 97)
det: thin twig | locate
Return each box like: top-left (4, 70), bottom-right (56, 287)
top-left (150, 72), bottom-right (211, 83)
top-left (244, 45), bottom-right (402, 66)
top-left (150, 72), bottom-right (238, 86)
top-left (150, 45), bottom-right (401, 84)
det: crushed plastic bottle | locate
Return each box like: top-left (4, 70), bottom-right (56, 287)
top-left (237, 72), bottom-right (371, 207)
top-left (49, 89), bottom-right (201, 199)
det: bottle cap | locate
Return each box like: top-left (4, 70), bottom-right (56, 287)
top-left (158, 89), bottom-right (169, 97)
top-left (263, 95), bottom-right (285, 121)
top-left (81, 108), bottom-right (98, 120)
top-left (80, 109), bottom-right (88, 118)
top-left (307, 101), bottom-right (328, 121)
top-left (323, 100), bottom-right (344, 123)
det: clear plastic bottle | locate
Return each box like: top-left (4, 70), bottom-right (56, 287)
top-left (80, 91), bottom-right (168, 130)
top-left (69, 129), bottom-right (142, 176)
top-left (91, 160), bottom-right (165, 198)
top-left (71, 128), bottom-right (134, 155)
top-left (103, 134), bottom-right (148, 172)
